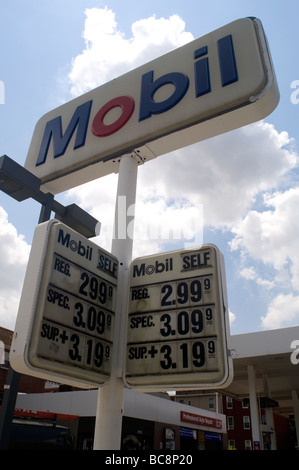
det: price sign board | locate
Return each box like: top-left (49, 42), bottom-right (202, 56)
top-left (10, 219), bottom-right (118, 388)
top-left (124, 244), bottom-right (233, 391)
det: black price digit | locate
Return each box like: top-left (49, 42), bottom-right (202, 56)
top-left (206, 307), bottom-right (213, 321)
top-left (86, 340), bottom-right (104, 368)
top-left (160, 344), bottom-right (172, 369)
top-left (87, 306), bottom-right (97, 330)
top-left (79, 272), bottom-right (89, 296)
top-left (94, 342), bottom-right (104, 368)
top-left (99, 281), bottom-right (107, 304)
top-left (180, 343), bottom-right (188, 368)
top-left (177, 311), bottom-right (189, 335)
top-left (192, 341), bottom-right (205, 367)
top-left (191, 309), bottom-right (203, 333)
top-left (74, 302), bottom-right (84, 327)
top-left (108, 285), bottom-right (114, 298)
top-left (177, 282), bottom-right (188, 304)
top-left (160, 313), bottom-right (172, 336)
top-left (106, 314), bottom-right (112, 329)
top-left (86, 339), bottom-right (93, 365)
top-left (96, 310), bottom-right (106, 334)
top-left (69, 334), bottom-right (81, 362)
top-left (190, 280), bottom-right (202, 302)
top-left (161, 284), bottom-right (173, 306)
top-left (208, 340), bottom-right (215, 355)
top-left (89, 277), bottom-right (98, 300)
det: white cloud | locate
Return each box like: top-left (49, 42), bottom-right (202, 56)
top-left (67, 173), bottom-right (118, 253)
top-left (229, 310), bottom-right (236, 326)
top-left (230, 186), bottom-right (299, 331)
top-left (68, 7), bottom-right (193, 97)
top-left (261, 293), bottom-right (299, 329)
top-left (240, 266), bottom-right (275, 289)
top-left (0, 208), bottom-right (30, 329)
top-left (230, 187), bottom-right (299, 291)
top-left (135, 121), bottom-right (297, 230)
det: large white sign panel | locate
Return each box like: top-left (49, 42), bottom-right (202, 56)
top-left (25, 17), bottom-right (279, 194)
top-left (10, 220), bottom-right (118, 388)
top-left (124, 244), bottom-right (233, 391)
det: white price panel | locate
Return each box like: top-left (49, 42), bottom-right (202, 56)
top-left (10, 219), bottom-right (118, 388)
top-left (124, 244), bottom-right (233, 391)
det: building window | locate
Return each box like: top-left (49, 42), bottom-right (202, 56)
top-left (261, 414), bottom-right (267, 425)
top-left (227, 416), bottom-right (234, 430)
top-left (242, 399), bottom-right (249, 408)
top-left (228, 439), bottom-right (235, 450)
top-left (245, 440), bottom-right (252, 450)
top-left (208, 397), bottom-right (215, 410)
top-left (243, 416), bottom-right (250, 429)
top-left (226, 396), bottom-right (233, 409)
top-left (0, 350), bottom-right (9, 369)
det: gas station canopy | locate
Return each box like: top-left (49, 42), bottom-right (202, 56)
top-left (226, 326), bottom-right (299, 414)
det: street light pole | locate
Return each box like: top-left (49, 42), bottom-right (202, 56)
top-left (0, 197), bottom-right (55, 450)
top-left (0, 155), bottom-right (101, 449)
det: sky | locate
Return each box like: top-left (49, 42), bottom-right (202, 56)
top-left (0, 0), bottom-right (299, 337)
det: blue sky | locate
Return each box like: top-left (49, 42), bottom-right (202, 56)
top-left (1, 0), bottom-right (299, 335)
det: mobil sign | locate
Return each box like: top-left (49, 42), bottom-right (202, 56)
top-left (25, 17), bottom-right (279, 194)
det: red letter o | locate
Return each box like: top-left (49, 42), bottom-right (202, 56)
top-left (91, 96), bottom-right (135, 137)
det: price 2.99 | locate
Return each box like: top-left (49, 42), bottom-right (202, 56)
top-left (79, 271), bottom-right (114, 305)
top-left (161, 279), bottom-right (211, 307)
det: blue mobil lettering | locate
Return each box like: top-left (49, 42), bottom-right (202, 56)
top-left (133, 258), bottom-right (173, 277)
top-left (35, 35), bottom-right (238, 167)
top-left (57, 228), bottom-right (93, 260)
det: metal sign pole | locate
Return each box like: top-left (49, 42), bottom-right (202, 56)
top-left (93, 155), bottom-right (138, 450)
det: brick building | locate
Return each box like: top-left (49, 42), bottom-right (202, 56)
top-left (0, 326), bottom-right (53, 405)
top-left (173, 390), bottom-right (294, 450)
